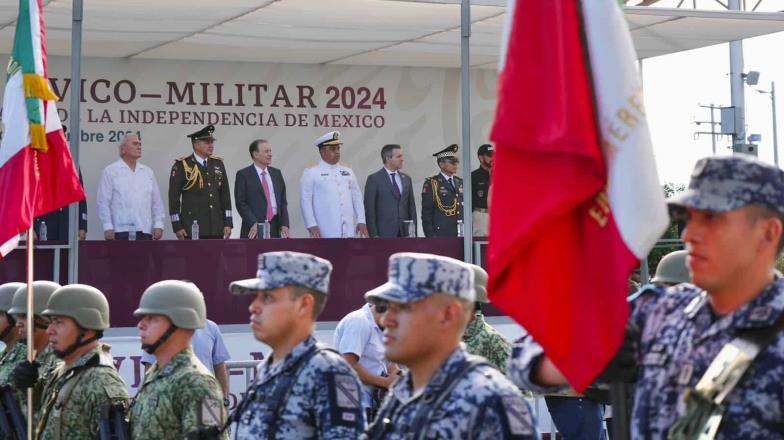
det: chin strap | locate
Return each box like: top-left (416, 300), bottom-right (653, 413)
top-left (53, 328), bottom-right (103, 359)
top-left (141, 324), bottom-right (178, 354)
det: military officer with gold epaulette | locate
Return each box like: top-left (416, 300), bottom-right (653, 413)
top-left (168, 125), bottom-right (233, 239)
top-left (421, 144), bottom-right (464, 237)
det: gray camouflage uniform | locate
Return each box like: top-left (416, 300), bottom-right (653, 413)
top-left (229, 251), bottom-right (366, 439)
top-left (510, 155), bottom-right (784, 439)
top-left (363, 252), bottom-right (539, 439)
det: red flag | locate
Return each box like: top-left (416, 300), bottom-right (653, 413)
top-left (0, 0), bottom-right (85, 258)
top-left (488, 0), bottom-right (667, 391)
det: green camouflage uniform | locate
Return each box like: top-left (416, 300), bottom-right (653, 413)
top-left (0, 342), bottom-right (26, 385)
top-left (36, 344), bottom-right (128, 440)
top-left (462, 312), bottom-right (511, 373)
top-left (129, 348), bottom-right (227, 440)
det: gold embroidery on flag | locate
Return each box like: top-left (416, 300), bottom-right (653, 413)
top-left (30, 123), bottom-right (48, 152)
top-left (588, 190), bottom-right (610, 228)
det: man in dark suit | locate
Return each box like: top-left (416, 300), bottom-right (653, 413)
top-left (234, 139), bottom-right (290, 238)
top-left (422, 144), bottom-right (464, 237)
top-left (364, 144), bottom-right (417, 238)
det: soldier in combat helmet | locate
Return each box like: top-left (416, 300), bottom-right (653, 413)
top-left (36, 284), bottom-right (129, 440)
top-left (128, 280), bottom-right (227, 440)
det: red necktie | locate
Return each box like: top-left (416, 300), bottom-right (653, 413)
top-left (261, 171), bottom-right (273, 221)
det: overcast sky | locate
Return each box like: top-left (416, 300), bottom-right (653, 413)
top-left (641, 0), bottom-right (784, 185)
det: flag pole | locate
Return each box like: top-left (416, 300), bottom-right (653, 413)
top-left (460, 0), bottom-right (473, 263)
top-left (25, 226), bottom-right (34, 440)
top-left (67, 0), bottom-right (84, 284)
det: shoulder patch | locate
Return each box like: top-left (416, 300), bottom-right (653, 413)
top-left (327, 372), bottom-right (363, 427)
top-left (500, 395), bottom-right (535, 437)
top-left (200, 398), bottom-right (223, 427)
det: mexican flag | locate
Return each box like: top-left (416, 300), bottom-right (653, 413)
top-left (0, 0), bottom-right (85, 258)
top-left (488, 0), bottom-right (668, 391)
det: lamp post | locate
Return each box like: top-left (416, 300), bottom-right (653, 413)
top-left (758, 82), bottom-right (779, 168)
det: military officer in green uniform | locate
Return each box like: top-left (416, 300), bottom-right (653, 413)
top-left (9, 281), bottom-right (63, 425)
top-left (169, 125), bottom-right (233, 239)
top-left (0, 283), bottom-right (25, 385)
top-left (129, 280), bottom-right (227, 440)
top-left (36, 284), bottom-right (129, 440)
top-left (421, 144), bottom-right (464, 237)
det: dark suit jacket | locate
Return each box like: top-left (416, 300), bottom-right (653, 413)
top-left (421, 174), bottom-right (463, 237)
top-left (364, 168), bottom-right (417, 237)
top-left (234, 165), bottom-right (289, 238)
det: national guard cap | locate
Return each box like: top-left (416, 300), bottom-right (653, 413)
top-left (469, 264), bottom-right (489, 303)
top-left (651, 250), bottom-right (690, 285)
top-left (230, 251), bottom-right (333, 296)
top-left (433, 144), bottom-right (459, 160)
top-left (43, 284), bottom-right (111, 330)
top-left (187, 125), bottom-right (216, 142)
top-left (477, 144), bottom-right (494, 157)
top-left (0, 283), bottom-right (24, 313)
top-left (315, 131), bottom-right (342, 148)
top-left (365, 252), bottom-right (474, 304)
top-left (8, 281), bottom-right (61, 316)
top-left (133, 280), bottom-right (206, 329)
top-left (669, 155), bottom-right (784, 215)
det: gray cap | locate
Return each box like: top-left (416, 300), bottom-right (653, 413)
top-left (469, 264), bottom-right (489, 303)
top-left (365, 253), bottom-right (474, 304)
top-left (230, 251), bottom-right (332, 296)
top-left (651, 250), bottom-right (690, 285)
top-left (669, 155), bottom-right (784, 214)
top-left (0, 283), bottom-right (24, 313)
top-left (8, 281), bottom-right (61, 316)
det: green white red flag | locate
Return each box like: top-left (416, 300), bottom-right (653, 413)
top-left (0, 0), bottom-right (85, 258)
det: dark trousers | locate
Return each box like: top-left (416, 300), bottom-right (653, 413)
top-left (114, 232), bottom-right (152, 240)
top-left (545, 396), bottom-right (607, 440)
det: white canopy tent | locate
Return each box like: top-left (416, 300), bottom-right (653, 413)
top-left (1, 0), bottom-right (784, 279)
top-left (1, 1), bottom-right (784, 66)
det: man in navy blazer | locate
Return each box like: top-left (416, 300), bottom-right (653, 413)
top-left (364, 144), bottom-right (417, 237)
top-left (234, 139), bottom-right (290, 238)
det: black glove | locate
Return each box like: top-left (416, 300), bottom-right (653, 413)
top-left (12, 360), bottom-right (39, 389)
top-left (596, 322), bottom-right (640, 384)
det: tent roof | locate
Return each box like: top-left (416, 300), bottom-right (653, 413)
top-left (0, 1), bottom-right (783, 68)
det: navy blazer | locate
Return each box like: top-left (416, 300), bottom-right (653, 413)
top-left (234, 165), bottom-right (289, 238)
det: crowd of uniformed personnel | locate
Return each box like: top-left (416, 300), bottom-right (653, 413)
top-left (4, 150), bottom-right (784, 439)
top-left (35, 124), bottom-right (496, 242)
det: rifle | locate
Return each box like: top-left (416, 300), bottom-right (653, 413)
top-left (0, 385), bottom-right (25, 440)
top-left (98, 403), bottom-right (129, 440)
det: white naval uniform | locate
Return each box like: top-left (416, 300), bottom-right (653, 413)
top-left (300, 159), bottom-right (366, 238)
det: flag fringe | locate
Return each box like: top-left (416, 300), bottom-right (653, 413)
top-left (29, 123), bottom-right (48, 152)
top-left (23, 73), bottom-right (59, 101)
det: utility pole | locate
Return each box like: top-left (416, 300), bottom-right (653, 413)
top-left (728, 0), bottom-right (747, 155)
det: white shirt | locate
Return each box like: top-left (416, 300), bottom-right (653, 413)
top-left (254, 164), bottom-right (277, 216)
top-left (334, 304), bottom-right (387, 408)
top-left (300, 159), bottom-right (366, 238)
top-left (384, 166), bottom-right (403, 194)
top-left (96, 159), bottom-right (165, 233)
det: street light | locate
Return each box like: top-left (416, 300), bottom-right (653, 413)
top-left (757, 82), bottom-right (779, 168)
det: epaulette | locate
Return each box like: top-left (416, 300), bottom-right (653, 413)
top-left (209, 155), bottom-right (224, 161)
top-left (306, 162), bottom-right (319, 170)
top-left (454, 175), bottom-right (463, 181)
top-left (176, 155), bottom-right (190, 162)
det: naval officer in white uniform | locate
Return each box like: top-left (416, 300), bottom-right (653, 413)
top-left (300, 131), bottom-right (368, 238)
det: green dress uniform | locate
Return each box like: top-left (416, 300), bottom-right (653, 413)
top-left (36, 344), bottom-right (129, 440)
top-left (168, 154), bottom-right (233, 238)
top-left (129, 348), bottom-right (227, 440)
top-left (421, 174), bottom-right (464, 237)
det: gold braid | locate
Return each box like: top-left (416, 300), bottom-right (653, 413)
top-left (430, 178), bottom-right (458, 216)
top-left (181, 159), bottom-right (204, 191)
